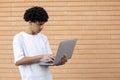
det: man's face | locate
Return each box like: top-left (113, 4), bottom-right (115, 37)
top-left (30, 21), bottom-right (45, 34)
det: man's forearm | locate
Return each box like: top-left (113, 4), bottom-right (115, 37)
top-left (15, 55), bottom-right (43, 66)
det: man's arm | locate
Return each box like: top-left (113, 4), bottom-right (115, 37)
top-left (15, 54), bottom-right (54, 66)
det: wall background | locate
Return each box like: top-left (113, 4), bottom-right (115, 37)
top-left (0, 0), bottom-right (120, 80)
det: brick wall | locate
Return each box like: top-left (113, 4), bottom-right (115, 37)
top-left (0, 0), bottom-right (120, 80)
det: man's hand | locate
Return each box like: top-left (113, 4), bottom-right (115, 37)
top-left (42, 54), bottom-right (55, 62)
top-left (56, 55), bottom-right (67, 66)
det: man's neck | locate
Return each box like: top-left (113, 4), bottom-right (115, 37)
top-left (25, 28), bottom-right (37, 35)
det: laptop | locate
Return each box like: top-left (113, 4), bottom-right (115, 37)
top-left (39, 38), bottom-right (77, 66)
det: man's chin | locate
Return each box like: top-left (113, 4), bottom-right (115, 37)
top-left (36, 30), bottom-right (41, 34)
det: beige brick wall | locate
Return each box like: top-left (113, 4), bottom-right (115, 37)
top-left (0, 0), bottom-right (120, 80)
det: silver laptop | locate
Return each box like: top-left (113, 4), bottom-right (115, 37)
top-left (39, 38), bottom-right (77, 66)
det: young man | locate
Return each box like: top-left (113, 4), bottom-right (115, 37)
top-left (13, 6), bottom-right (67, 80)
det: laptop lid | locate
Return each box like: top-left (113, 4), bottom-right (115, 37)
top-left (54, 38), bottom-right (77, 64)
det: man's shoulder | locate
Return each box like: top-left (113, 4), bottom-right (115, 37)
top-left (39, 33), bottom-right (48, 39)
top-left (13, 32), bottom-right (24, 39)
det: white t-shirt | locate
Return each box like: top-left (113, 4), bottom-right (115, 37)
top-left (13, 32), bottom-right (53, 80)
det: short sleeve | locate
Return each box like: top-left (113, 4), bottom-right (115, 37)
top-left (13, 34), bottom-right (25, 63)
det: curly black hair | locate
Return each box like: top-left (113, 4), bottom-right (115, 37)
top-left (24, 6), bottom-right (49, 22)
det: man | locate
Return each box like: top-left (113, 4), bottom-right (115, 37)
top-left (13, 6), bottom-right (67, 80)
